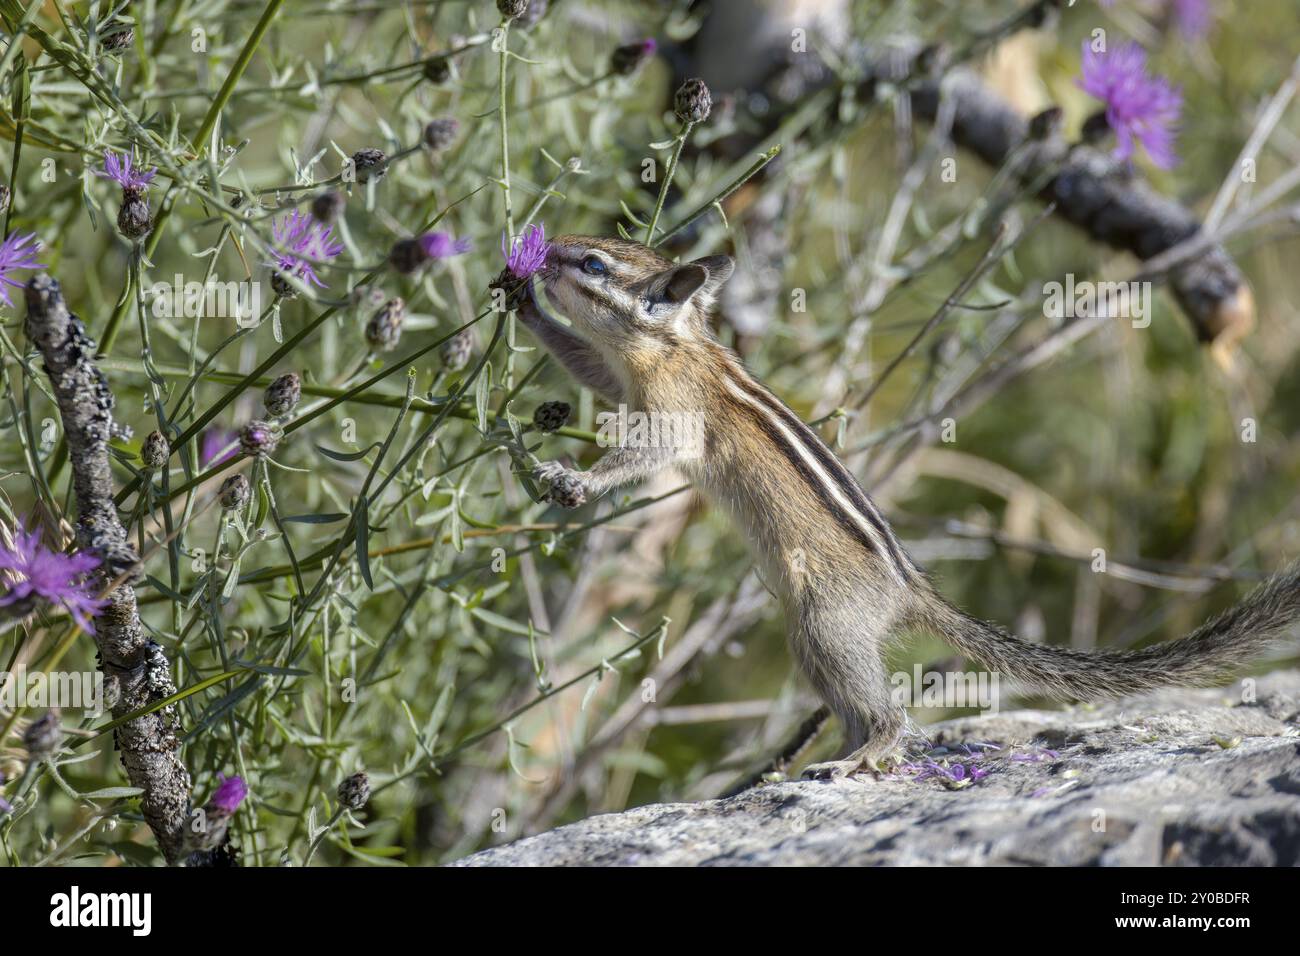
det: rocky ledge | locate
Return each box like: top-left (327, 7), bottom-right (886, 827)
top-left (454, 671), bottom-right (1300, 866)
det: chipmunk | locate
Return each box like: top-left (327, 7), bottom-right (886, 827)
top-left (516, 234), bottom-right (1300, 778)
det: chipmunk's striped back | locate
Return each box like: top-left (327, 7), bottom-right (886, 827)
top-left (710, 356), bottom-right (917, 589)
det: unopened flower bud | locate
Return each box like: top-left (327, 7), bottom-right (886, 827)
top-left (423, 117), bottom-right (460, 152)
top-left (423, 56), bottom-right (452, 84)
top-left (440, 328), bottom-right (473, 371)
top-left (365, 298), bottom-right (406, 352)
top-left (674, 77), bottom-right (712, 125)
top-left (533, 401), bottom-right (571, 433)
top-left (311, 190), bottom-right (345, 224)
top-left (239, 420), bottom-right (279, 457)
top-left (117, 192), bottom-right (152, 239)
top-left (388, 238), bottom-right (426, 275)
top-left (263, 372), bottom-right (302, 417)
top-left (0, 185), bottom-right (10, 216)
top-left (101, 25), bottom-right (135, 53)
top-left (611, 38), bottom-right (657, 76)
top-left (141, 430), bottom-right (169, 469)
top-left (270, 271), bottom-right (299, 298)
top-left (337, 772), bottom-right (371, 811)
top-left (219, 474), bottom-right (251, 510)
top-left (23, 710), bottom-right (61, 759)
top-left (351, 147), bottom-right (388, 184)
top-left (496, 0), bottom-right (529, 21)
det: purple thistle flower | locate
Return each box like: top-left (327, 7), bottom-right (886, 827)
top-left (211, 774), bottom-right (248, 813)
top-left (267, 209), bottom-right (345, 290)
top-left (1077, 41), bottom-right (1183, 169)
top-left (0, 232), bottom-right (46, 308)
top-left (94, 150), bottom-right (157, 193)
top-left (0, 523), bottom-right (107, 634)
top-left (200, 428), bottom-right (238, 467)
top-left (419, 231), bottom-right (472, 260)
top-left (502, 222), bottom-right (549, 279)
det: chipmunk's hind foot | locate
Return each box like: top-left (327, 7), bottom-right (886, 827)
top-left (801, 742), bottom-right (908, 781)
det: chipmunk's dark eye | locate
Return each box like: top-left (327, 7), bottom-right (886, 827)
top-left (580, 255), bottom-right (607, 276)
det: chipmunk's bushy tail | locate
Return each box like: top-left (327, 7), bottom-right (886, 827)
top-left (909, 564), bottom-right (1300, 699)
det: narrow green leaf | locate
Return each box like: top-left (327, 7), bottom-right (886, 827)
top-left (355, 494), bottom-right (373, 588)
top-left (315, 442), bottom-right (380, 462)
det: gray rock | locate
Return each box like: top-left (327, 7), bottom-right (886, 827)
top-left (453, 671), bottom-right (1300, 866)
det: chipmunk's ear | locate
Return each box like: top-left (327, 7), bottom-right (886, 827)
top-left (646, 263), bottom-right (710, 308)
top-left (691, 255), bottom-right (734, 296)
top-left (643, 256), bottom-right (734, 320)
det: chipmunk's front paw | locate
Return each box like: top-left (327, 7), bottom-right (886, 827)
top-left (534, 462), bottom-right (587, 508)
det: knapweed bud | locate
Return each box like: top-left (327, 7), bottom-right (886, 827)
top-left (674, 77), bottom-right (712, 125)
top-left (388, 238), bottom-right (426, 275)
top-left (610, 38), bottom-right (657, 76)
top-left (101, 25), bottom-right (135, 53)
top-left (0, 184), bottom-right (11, 215)
top-left (351, 147), bottom-right (388, 184)
top-left (337, 772), bottom-right (371, 811)
top-left (440, 328), bottom-right (473, 371)
top-left (270, 271), bottom-right (298, 298)
top-left (185, 774), bottom-right (247, 856)
top-left (219, 474), bottom-right (251, 510)
top-left (533, 401), bottom-right (571, 433)
top-left (311, 190), bottom-right (345, 224)
top-left (239, 420), bottom-right (279, 457)
top-left (422, 117), bottom-right (460, 152)
top-left (365, 297), bottom-right (406, 352)
top-left (496, 0), bottom-right (529, 21)
top-left (23, 710), bottom-right (61, 759)
top-left (141, 430), bottom-right (169, 469)
top-left (392, 232), bottom-right (471, 276)
top-left (117, 192), bottom-right (152, 239)
top-left (263, 372), bottom-right (302, 417)
top-left (423, 56), bottom-right (452, 84)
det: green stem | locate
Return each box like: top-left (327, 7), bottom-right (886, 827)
top-left (644, 122), bottom-right (693, 244)
top-left (497, 19), bottom-right (514, 236)
top-left (655, 145), bottom-right (782, 247)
